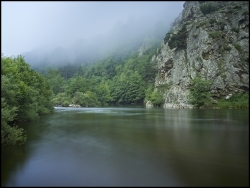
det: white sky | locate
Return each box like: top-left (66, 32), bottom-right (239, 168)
top-left (2, 1), bottom-right (184, 56)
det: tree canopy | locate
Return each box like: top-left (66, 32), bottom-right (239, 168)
top-left (1, 55), bottom-right (54, 145)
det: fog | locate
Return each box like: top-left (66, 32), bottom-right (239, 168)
top-left (2, 1), bottom-right (184, 67)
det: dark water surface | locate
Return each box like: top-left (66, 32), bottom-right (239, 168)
top-left (1, 107), bottom-right (249, 186)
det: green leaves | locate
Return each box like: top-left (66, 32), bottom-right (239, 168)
top-left (44, 37), bottom-right (159, 106)
top-left (44, 69), bottom-right (66, 95)
top-left (1, 55), bottom-right (54, 145)
top-left (188, 76), bottom-right (212, 108)
top-left (200, 2), bottom-right (219, 15)
top-left (145, 85), bottom-right (164, 107)
top-left (215, 93), bottom-right (249, 109)
top-left (168, 24), bottom-right (187, 50)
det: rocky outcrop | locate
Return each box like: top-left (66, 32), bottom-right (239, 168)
top-left (145, 100), bottom-right (153, 108)
top-left (152, 1), bottom-right (249, 108)
top-left (69, 104), bottom-right (82, 108)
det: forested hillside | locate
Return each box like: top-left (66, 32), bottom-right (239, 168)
top-left (42, 37), bottom-right (163, 107)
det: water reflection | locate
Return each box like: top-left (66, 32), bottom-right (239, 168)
top-left (1, 107), bottom-right (249, 186)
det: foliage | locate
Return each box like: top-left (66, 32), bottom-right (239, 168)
top-left (1, 55), bottom-right (53, 145)
top-left (208, 31), bottom-right (221, 39)
top-left (1, 98), bottom-right (26, 145)
top-left (94, 81), bottom-right (112, 106)
top-left (233, 43), bottom-right (242, 52)
top-left (168, 24), bottom-right (187, 50)
top-left (31, 37), bottom-right (159, 107)
top-left (59, 64), bottom-right (79, 80)
top-left (63, 76), bottom-right (96, 98)
top-left (223, 45), bottom-right (231, 51)
top-left (145, 87), bottom-right (164, 107)
top-left (219, 21), bottom-right (227, 30)
top-left (214, 93), bottom-right (249, 109)
top-left (156, 82), bottom-right (172, 93)
top-left (209, 18), bottom-right (217, 25)
top-left (197, 20), bottom-right (207, 28)
top-left (145, 84), bottom-right (154, 101)
top-left (1, 122), bottom-right (27, 146)
top-left (164, 29), bottom-right (174, 44)
top-left (231, 27), bottom-right (239, 33)
top-left (188, 76), bottom-right (213, 108)
top-left (63, 40), bottom-right (159, 106)
top-left (109, 71), bottom-right (146, 104)
top-left (242, 10), bottom-right (249, 15)
top-left (52, 92), bottom-right (71, 107)
top-left (200, 2), bottom-right (219, 15)
top-left (72, 91), bottom-right (100, 107)
top-left (44, 69), bottom-right (66, 95)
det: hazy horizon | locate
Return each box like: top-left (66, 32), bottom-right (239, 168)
top-left (2, 1), bottom-right (184, 58)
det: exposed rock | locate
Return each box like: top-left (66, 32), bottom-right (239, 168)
top-left (145, 100), bottom-right (153, 108)
top-left (225, 94), bottom-right (233, 99)
top-left (154, 1), bottom-right (249, 108)
top-left (138, 36), bottom-right (151, 57)
top-left (69, 104), bottom-right (82, 108)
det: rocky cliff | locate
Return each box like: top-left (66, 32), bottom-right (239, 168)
top-left (151, 1), bottom-right (249, 108)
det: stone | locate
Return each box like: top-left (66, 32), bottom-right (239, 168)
top-left (153, 1), bottom-right (249, 108)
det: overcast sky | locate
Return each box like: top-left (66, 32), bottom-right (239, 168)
top-left (2, 1), bottom-right (184, 57)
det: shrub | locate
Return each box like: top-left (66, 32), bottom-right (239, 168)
top-left (221, 73), bottom-right (227, 79)
top-left (145, 85), bottom-right (164, 107)
top-left (61, 100), bottom-right (70, 107)
top-left (156, 82), bottom-right (172, 93)
top-left (223, 45), bottom-right (231, 51)
top-left (1, 123), bottom-right (27, 146)
top-left (232, 5), bottom-right (242, 10)
top-left (164, 30), bottom-right (174, 44)
top-left (208, 31), bottom-right (221, 39)
top-left (226, 9), bottom-right (234, 14)
top-left (197, 21), bottom-right (206, 28)
top-left (233, 43), bottom-right (242, 52)
top-left (188, 76), bottom-right (212, 108)
top-left (200, 3), bottom-right (219, 15)
top-left (242, 10), bottom-right (249, 15)
top-left (231, 27), bottom-right (239, 33)
top-left (150, 90), bottom-right (164, 107)
top-left (215, 93), bottom-right (249, 108)
top-left (168, 25), bottom-right (187, 50)
top-left (219, 22), bottom-right (227, 30)
top-left (209, 18), bottom-right (217, 24)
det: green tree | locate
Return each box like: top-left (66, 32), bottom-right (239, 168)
top-left (44, 69), bottom-right (66, 95)
top-left (1, 54), bottom-right (53, 145)
top-left (64, 76), bottom-right (91, 97)
top-left (145, 85), bottom-right (164, 107)
top-left (72, 91), bottom-right (87, 106)
top-left (112, 71), bottom-right (145, 104)
top-left (188, 76), bottom-right (212, 108)
top-left (52, 92), bottom-right (71, 107)
top-left (94, 81), bottom-right (112, 106)
top-left (83, 91), bottom-right (100, 107)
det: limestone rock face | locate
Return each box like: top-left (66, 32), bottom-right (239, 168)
top-left (153, 1), bottom-right (249, 108)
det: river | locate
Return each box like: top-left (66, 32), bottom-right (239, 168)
top-left (1, 107), bottom-right (249, 186)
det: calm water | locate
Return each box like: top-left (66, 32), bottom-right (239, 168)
top-left (1, 107), bottom-right (249, 186)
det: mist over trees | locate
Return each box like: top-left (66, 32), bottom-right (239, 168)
top-left (22, 14), bottom-right (174, 70)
